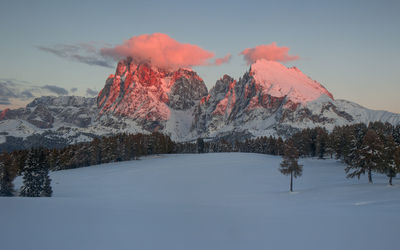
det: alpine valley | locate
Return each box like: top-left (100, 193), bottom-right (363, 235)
top-left (1, 58), bottom-right (399, 151)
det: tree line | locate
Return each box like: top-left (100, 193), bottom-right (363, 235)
top-left (289, 122), bottom-right (400, 185)
top-left (0, 132), bottom-right (175, 196)
top-left (1, 121), bottom-right (400, 196)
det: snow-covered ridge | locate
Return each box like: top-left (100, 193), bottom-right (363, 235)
top-left (334, 99), bottom-right (400, 124)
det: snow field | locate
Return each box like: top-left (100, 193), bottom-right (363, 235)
top-left (1, 153), bottom-right (399, 250)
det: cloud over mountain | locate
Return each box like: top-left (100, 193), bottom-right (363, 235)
top-left (101, 33), bottom-right (230, 69)
top-left (240, 43), bottom-right (298, 64)
top-left (38, 34), bottom-right (231, 70)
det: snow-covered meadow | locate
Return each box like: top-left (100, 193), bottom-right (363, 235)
top-left (1, 153), bottom-right (399, 250)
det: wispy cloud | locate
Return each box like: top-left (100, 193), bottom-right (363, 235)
top-left (37, 43), bottom-right (114, 68)
top-left (86, 88), bottom-right (98, 97)
top-left (42, 85), bottom-right (69, 95)
top-left (0, 79), bottom-right (71, 109)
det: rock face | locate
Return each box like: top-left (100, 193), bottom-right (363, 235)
top-left (1, 58), bottom-right (400, 150)
top-left (97, 58), bottom-right (207, 116)
top-left (97, 57), bottom-right (207, 131)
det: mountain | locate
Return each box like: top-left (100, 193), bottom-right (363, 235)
top-left (191, 59), bottom-right (400, 138)
top-left (1, 58), bottom-right (399, 150)
top-left (97, 57), bottom-right (207, 133)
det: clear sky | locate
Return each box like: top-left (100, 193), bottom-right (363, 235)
top-left (0, 0), bottom-right (399, 112)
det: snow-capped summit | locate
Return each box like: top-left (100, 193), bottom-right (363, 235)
top-left (250, 59), bottom-right (334, 105)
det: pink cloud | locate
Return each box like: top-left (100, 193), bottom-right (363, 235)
top-left (213, 54), bottom-right (232, 65)
top-left (240, 42), bottom-right (299, 64)
top-left (101, 33), bottom-right (229, 69)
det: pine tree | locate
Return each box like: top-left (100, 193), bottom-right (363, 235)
top-left (89, 137), bottom-right (102, 165)
top-left (380, 135), bottom-right (398, 185)
top-left (20, 149), bottom-right (42, 197)
top-left (344, 131), bottom-right (363, 178)
top-left (393, 125), bottom-right (400, 145)
top-left (345, 129), bottom-right (383, 183)
top-left (276, 137), bottom-right (284, 156)
top-left (38, 149), bottom-right (52, 197)
top-left (362, 129), bottom-right (385, 183)
top-left (197, 138), bottom-right (205, 153)
top-left (20, 148), bottom-right (52, 197)
top-left (0, 154), bottom-right (14, 196)
top-left (279, 140), bottom-right (303, 192)
top-left (315, 128), bottom-right (328, 159)
top-left (386, 167), bottom-right (396, 186)
top-left (41, 174), bottom-right (53, 197)
top-left (387, 146), bottom-right (400, 185)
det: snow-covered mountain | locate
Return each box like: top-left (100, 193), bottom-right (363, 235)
top-left (191, 59), bottom-right (400, 138)
top-left (1, 58), bottom-right (399, 150)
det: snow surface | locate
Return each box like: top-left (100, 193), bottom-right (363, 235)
top-left (1, 153), bottom-right (399, 250)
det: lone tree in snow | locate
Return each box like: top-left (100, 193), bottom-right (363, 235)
top-left (279, 140), bottom-right (303, 192)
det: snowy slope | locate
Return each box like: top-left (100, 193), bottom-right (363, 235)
top-left (2, 153), bottom-right (400, 250)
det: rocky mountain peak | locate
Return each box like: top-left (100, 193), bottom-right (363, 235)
top-left (97, 57), bottom-right (208, 129)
